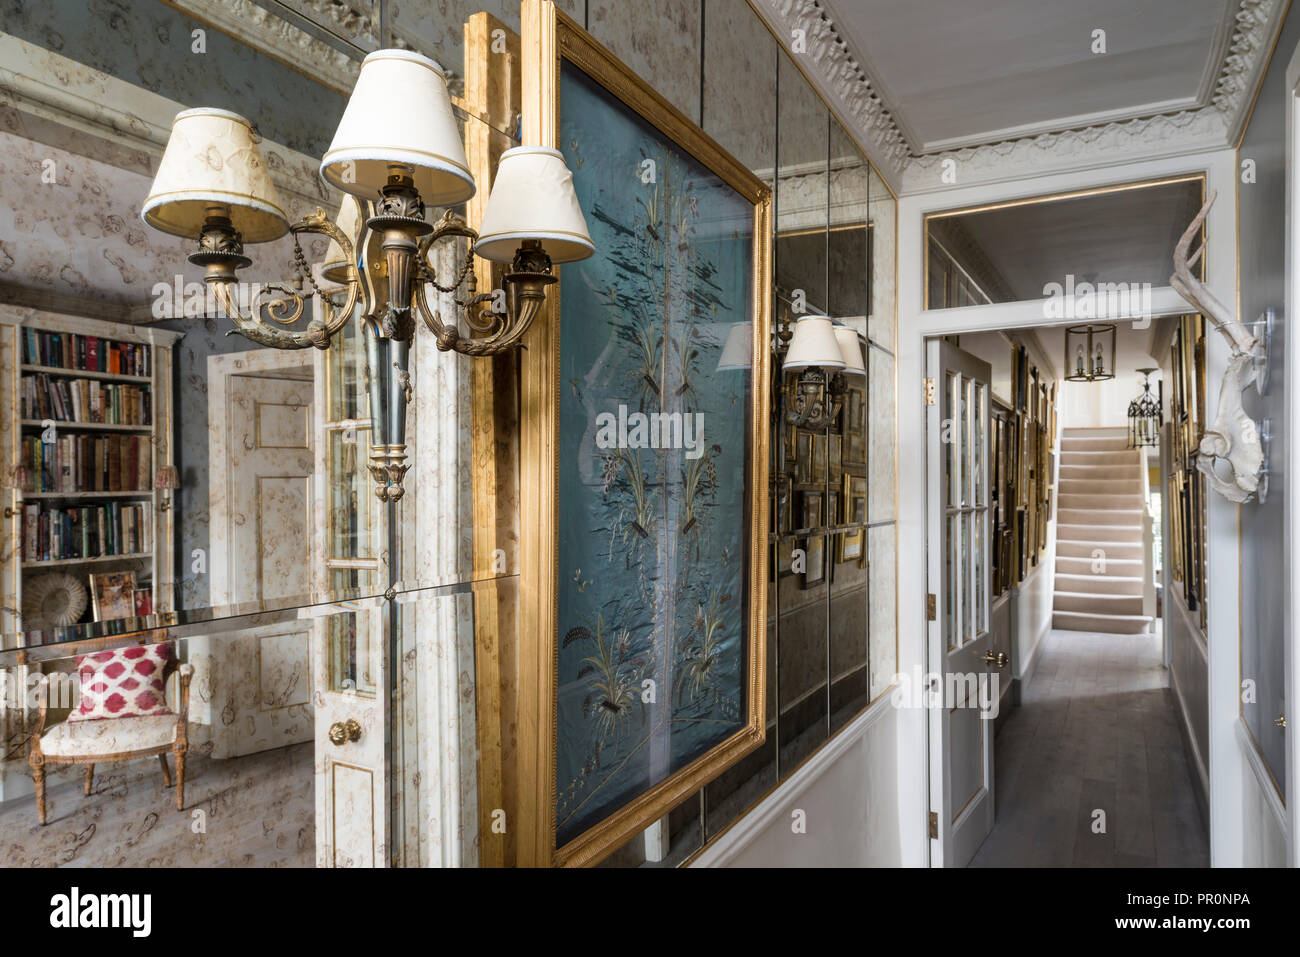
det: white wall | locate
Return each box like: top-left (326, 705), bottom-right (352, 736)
top-left (1013, 557), bottom-right (1056, 695)
top-left (693, 699), bottom-right (904, 866)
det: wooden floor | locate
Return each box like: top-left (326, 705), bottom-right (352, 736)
top-left (970, 629), bottom-right (1209, 867)
top-left (0, 742), bottom-right (314, 867)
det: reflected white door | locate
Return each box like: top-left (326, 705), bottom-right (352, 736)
top-left (311, 598), bottom-right (388, 867)
top-left (927, 339), bottom-right (995, 867)
top-left (202, 352), bottom-right (315, 759)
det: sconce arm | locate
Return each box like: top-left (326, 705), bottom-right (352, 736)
top-left (209, 208), bottom-right (359, 351)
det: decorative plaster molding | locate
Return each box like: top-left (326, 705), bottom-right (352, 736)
top-left (167, 0), bottom-right (363, 94)
top-left (0, 33), bottom-right (334, 214)
top-left (749, 0), bottom-right (911, 188)
top-left (753, 0), bottom-right (1286, 194)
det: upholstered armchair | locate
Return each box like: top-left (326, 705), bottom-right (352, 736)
top-left (28, 644), bottom-right (193, 826)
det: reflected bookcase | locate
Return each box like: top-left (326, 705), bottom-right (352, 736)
top-left (0, 313), bottom-right (181, 638)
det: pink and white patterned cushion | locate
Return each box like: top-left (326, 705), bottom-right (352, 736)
top-left (69, 642), bottom-right (173, 721)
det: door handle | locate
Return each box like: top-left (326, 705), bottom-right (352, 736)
top-left (1275, 714), bottom-right (1286, 730)
top-left (983, 651), bottom-right (1008, 668)
top-left (328, 718), bottom-right (362, 746)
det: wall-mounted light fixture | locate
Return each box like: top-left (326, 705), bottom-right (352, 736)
top-left (1063, 323), bottom-right (1116, 382)
top-left (142, 49), bottom-right (594, 501)
top-left (776, 314), bottom-right (863, 430)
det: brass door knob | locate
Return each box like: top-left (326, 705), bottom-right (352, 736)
top-left (328, 718), bottom-right (362, 746)
top-left (983, 651), bottom-right (1008, 668)
top-left (1275, 715), bottom-right (1286, 730)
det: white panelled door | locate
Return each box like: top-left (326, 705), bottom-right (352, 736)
top-left (927, 339), bottom-right (995, 867)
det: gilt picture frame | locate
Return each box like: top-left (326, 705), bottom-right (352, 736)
top-left (518, 0), bottom-right (771, 868)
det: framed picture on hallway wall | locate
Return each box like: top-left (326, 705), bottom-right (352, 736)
top-left (518, 0), bottom-right (772, 868)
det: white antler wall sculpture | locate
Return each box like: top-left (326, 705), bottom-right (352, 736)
top-left (1169, 190), bottom-right (1265, 504)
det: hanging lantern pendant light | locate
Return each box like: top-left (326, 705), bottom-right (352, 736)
top-left (1127, 367), bottom-right (1162, 449)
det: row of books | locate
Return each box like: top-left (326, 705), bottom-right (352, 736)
top-left (22, 329), bottom-right (151, 377)
top-left (22, 434), bottom-right (152, 494)
top-left (22, 502), bottom-right (152, 563)
top-left (23, 374), bottom-right (151, 425)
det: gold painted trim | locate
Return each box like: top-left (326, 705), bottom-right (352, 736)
top-left (923, 173), bottom-right (1207, 222)
top-left (518, 0), bottom-right (771, 868)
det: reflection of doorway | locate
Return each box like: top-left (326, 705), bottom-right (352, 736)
top-left (200, 349), bottom-right (315, 759)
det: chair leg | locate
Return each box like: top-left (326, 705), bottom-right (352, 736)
top-left (34, 765), bottom-right (47, 826)
top-left (158, 754), bottom-right (172, 787)
top-left (83, 765), bottom-right (94, 795)
top-left (175, 750), bottom-right (185, 811)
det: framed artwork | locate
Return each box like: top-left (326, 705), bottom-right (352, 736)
top-left (828, 433), bottom-right (842, 476)
top-left (842, 384), bottom-right (866, 469)
top-left (811, 432), bottom-right (828, 485)
top-left (801, 490), bottom-right (826, 589)
top-left (837, 473), bottom-right (866, 566)
top-left (134, 588), bottom-right (153, 617)
top-left (89, 571), bottom-right (136, 621)
top-left (519, 0), bottom-right (772, 867)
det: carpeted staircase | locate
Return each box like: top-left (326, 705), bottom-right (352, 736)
top-left (1052, 427), bottom-right (1153, 635)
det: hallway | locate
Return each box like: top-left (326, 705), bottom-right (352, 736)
top-left (969, 629), bottom-right (1209, 867)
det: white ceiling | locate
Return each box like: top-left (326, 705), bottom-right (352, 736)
top-left (822, 0), bottom-right (1239, 154)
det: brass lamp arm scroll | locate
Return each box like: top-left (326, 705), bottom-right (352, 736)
top-left (210, 208), bottom-right (360, 351)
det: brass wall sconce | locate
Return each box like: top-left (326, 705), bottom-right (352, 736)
top-left (1063, 323), bottom-right (1117, 382)
top-left (775, 314), bottom-right (864, 430)
top-left (142, 50), bottom-right (594, 501)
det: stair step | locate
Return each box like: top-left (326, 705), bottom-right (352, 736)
top-left (1059, 478), bottom-right (1143, 495)
top-left (1052, 609), bottom-right (1153, 635)
top-left (1054, 572), bottom-right (1143, 596)
top-left (1057, 539), bottom-right (1143, 559)
top-left (1060, 436), bottom-right (1133, 453)
top-left (1060, 450), bottom-right (1142, 467)
top-left (1053, 590), bottom-right (1144, 615)
top-left (1058, 507), bottom-right (1145, 526)
top-left (1059, 464), bottom-right (1144, 479)
top-left (1063, 427), bottom-right (1129, 437)
top-left (1058, 492), bottom-right (1145, 510)
top-left (1056, 555), bottom-right (1143, 575)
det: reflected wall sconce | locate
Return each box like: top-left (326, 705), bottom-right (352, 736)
top-left (142, 49), bottom-right (594, 501)
top-left (1126, 367), bottom-right (1162, 449)
top-left (1063, 323), bottom-right (1116, 382)
top-left (775, 314), bottom-right (863, 430)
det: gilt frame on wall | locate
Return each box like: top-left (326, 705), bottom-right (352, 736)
top-left (517, 0), bottom-right (771, 868)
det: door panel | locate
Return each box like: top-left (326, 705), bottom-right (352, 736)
top-left (927, 339), bottom-right (994, 867)
top-left (199, 357), bottom-right (316, 760)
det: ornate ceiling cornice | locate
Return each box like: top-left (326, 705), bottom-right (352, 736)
top-left (751, 0), bottom-right (1287, 194)
top-left (750, 0), bottom-right (912, 187)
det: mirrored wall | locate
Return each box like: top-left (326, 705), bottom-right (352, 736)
top-left (590, 0), bottom-right (899, 868)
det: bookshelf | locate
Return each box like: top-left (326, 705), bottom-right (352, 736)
top-left (0, 313), bottom-right (182, 633)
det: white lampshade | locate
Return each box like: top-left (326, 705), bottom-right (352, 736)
top-left (142, 108), bottom-right (289, 243)
top-left (834, 326), bottom-right (866, 376)
top-left (716, 323), bottom-right (752, 371)
top-left (783, 315), bottom-right (846, 372)
top-left (320, 49), bottom-right (475, 207)
top-left (320, 194), bottom-right (363, 285)
top-left (474, 147), bottom-right (594, 264)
